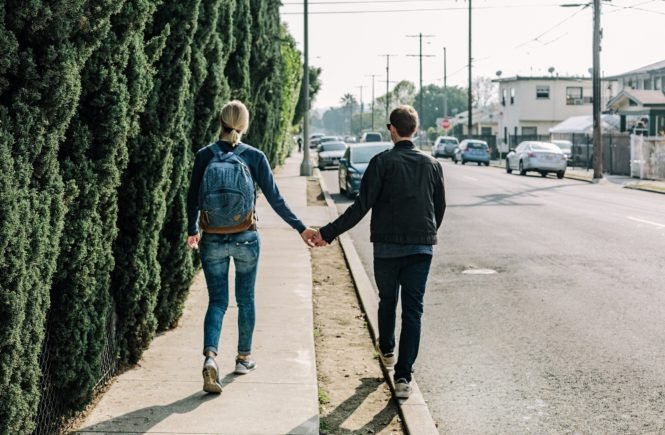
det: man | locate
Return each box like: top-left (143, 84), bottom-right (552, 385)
top-left (313, 105), bottom-right (445, 399)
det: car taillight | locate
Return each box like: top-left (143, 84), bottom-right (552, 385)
top-left (527, 152), bottom-right (535, 158)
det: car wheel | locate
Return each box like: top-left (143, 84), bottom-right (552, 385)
top-left (462, 160), bottom-right (466, 165)
top-left (453, 157), bottom-right (458, 164)
top-left (506, 160), bottom-right (512, 174)
top-left (519, 160), bottom-right (526, 176)
top-left (540, 171), bottom-right (547, 177)
top-left (557, 171), bottom-right (565, 179)
top-left (339, 179), bottom-right (346, 194)
top-left (484, 162), bottom-right (489, 166)
top-left (477, 162), bottom-right (481, 166)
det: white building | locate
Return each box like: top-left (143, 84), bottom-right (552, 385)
top-left (493, 75), bottom-right (617, 145)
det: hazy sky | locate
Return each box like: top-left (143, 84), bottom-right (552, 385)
top-left (280, 0), bottom-right (665, 110)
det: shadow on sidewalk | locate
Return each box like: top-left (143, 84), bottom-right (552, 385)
top-left (319, 377), bottom-right (399, 435)
top-left (77, 373), bottom-right (238, 434)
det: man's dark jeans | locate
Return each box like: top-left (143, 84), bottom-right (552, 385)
top-left (374, 254), bottom-right (432, 382)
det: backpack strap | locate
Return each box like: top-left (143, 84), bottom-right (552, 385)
top-left (210, 142), bottom-right (224, 159)
top-left (233, 142), bottom-right (249, 156)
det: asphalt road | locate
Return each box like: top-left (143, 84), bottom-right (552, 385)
top-left (320, 159), bottom-right (665, 434)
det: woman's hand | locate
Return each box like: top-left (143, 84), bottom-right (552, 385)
top-left (187, 234), bottom-right (200, 249)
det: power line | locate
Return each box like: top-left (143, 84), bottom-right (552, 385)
top-left (282, 0), bottom-right (460, 4)
top-left (281, 4), bottom-right (567, 14)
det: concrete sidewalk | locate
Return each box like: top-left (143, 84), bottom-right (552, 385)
top-left (76, 154), bottom-right (331, 434)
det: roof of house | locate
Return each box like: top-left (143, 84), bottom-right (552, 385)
top-left (492, 75), bottom-right (592, 83)
top-left (608, 59), bottom-right (665, 78)
top-left (607, 89), bottom-right (665, 108)
top-left (549, 115), bottom-right (620, 134)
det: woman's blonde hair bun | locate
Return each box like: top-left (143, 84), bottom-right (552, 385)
top-left (220, 100), bottom-right (250, 145)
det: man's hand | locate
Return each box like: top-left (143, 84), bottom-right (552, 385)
top-left (300, 228), bottom-right (318, 247)
top-left (186, 234), bottom-right (200, 249)
top-left (311, 230), bottom-right (328, 247)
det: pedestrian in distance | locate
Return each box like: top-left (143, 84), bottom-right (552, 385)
top-left (297, 136), bottom-right (303, 153)
top-left (186, 100), bottom-right (318, 394)
top-left (311, 105), bottom-right (446, 399)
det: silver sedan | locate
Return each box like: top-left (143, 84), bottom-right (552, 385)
top-left (506, 141), bottom-right (567, 178)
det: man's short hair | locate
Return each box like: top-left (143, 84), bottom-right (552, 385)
top-left (389, 105), bottom-right (419, 137)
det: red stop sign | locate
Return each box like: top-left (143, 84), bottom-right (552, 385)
top-left (441, 118), bottom-right (450, 129)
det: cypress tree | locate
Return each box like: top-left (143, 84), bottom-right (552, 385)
top-left (225, 0), bottom-right (251, 103)
top-left (275, 26), bottom-right (302, 164)
top-left (245, 0), bottom-right (283, 163)
top-left (0, 1), bottom-right (117, 431)
top-left (111, 0), bottom-right (201, 364)
top-left (46, 0), bottom-right (158, 414)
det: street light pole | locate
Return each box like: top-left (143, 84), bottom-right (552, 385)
top-left (592, 0), bottom-right (603, 181)
top-left (468, 0), bottom-right (473, 135)
top-left (407, 33), bottom-right (435, 147)
top-left (443, 46), bottom-right (448, 119)
top-left (299, 0), bottom-right (312, 176)
top-left (367, 74), bottom-right (376, 131)
top-left (357, 85), bottom-right (365, 133)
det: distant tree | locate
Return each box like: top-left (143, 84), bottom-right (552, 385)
top-left (293, 65), bottom-right (322, 127)
top-left (472, 76), bottom-right (498, 108)
top-left (417, 84), bottom-right (468, 129)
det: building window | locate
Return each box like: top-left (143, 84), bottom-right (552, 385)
top-left (656, 77), bottom-right (661, 91)
top-left (644, 79), bottom-right (652, 90)
top-left (536, 85), bottom-right (550, 99)
top-left (510, 88), bottom-right (515, 105)
top-left (566, 87), bottom-right (583, 105)
top-left (501, 89), bottom-right (507, 106)
top-left (522, 126), bottom-right (537, 136)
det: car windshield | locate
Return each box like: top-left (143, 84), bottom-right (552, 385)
top-left (320, 137), bottom-right (338, 143)
top-left (532, 143), bottom-right (560, 152)
top-left (467, 142), bottom-right (487, 150)
top-left (351, 145), bottom-right (391, 163)
top-left (321, 142), bottom-right (346, 151)
top-left (439, 139), bottom-right (457, 145)
top-left (364, 133), bottom-right (382, 142)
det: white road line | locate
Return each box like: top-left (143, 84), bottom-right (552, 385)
top-left (627, 216), bottom-right (665, 229)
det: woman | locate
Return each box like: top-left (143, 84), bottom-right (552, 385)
top-left (186, 100), bottom-right (315, 394)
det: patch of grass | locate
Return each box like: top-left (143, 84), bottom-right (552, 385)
top-left (318, 387), bottom-right (331, 405)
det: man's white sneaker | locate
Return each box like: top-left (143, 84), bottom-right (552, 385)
top-left (202, 357), bottom-right (223, 394)
top-left (395, 378), bottom-right (411, 399)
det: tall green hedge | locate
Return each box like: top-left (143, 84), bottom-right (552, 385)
top-left (0, 0), bottom-right (305, 431)
top-left (111, 0), bottom-right (201, 365)
top-left (46, 0), bottom-right (159, 413)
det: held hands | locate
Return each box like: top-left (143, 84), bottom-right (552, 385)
top-left (300, 227), bottom-right (328, 248)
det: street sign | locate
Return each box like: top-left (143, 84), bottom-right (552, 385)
top-left (441, 118), bottom-right (450, 130)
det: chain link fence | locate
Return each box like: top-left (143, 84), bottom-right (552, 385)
top-left (34, 311), bottom-right (119, 435)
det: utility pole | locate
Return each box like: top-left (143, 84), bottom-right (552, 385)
top-left (592, 0), bottom-right (603, 181)
top-left (300, 0), bottom-right (312, 176)
top-left (468, 0), bottom-right (473, 135)
top-left (407, 33), bottom-right (435, 147)
top-left (380, 54), bottom-right (397, 119)
top-left (443, 46), bottom-right (448, 118)
top-left (367, 74), bottom-right (376, 131)
top-left (357, 85), bottom-right (365, 133)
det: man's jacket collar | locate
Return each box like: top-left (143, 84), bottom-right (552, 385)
top-left (394, 140), bottom-right (414, 148)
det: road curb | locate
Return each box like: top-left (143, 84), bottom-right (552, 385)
top-left (489, 161), bottom-right (593, 182)
top-left (316, 170), bottom-right (439, 435)
top-left (624, 183), bottom-right (665, 194)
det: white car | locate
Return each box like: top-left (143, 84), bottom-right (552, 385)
top-left (506, 141), bottom-right (567, 178)
top-left (431, 136), bottom-right (459, 158)
top-left (317, 141), bottom-right (347, 170)
top-left (551, 139), bottom-right (573, 166)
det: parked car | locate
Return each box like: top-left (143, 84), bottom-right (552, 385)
top-left (431, 136), bottom-right (459, 158)
top-left (317, 141), bottom-right (347, 170)
top-left (338, 142), bottom-right (393, 197)
top-left (309, 133), bottom-right (325, 148)
top-left (319, 135), bottom-right (342, 146)
top-left (506, 141), bottom-right (567, 178)
top-left (551, 139), bottom-right (573, 166)
top-left (453, 139), bottom-right (490, 165)
top-left (360, 132), bottom-right (383, 142)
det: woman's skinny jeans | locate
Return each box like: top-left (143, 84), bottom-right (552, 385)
top-left (200, 230), bottom-right (260, 356)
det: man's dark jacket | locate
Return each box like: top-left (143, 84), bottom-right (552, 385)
top-left (319, 140), bottom-right (445, 245)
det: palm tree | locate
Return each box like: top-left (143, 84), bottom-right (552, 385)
top-left (340, 93), bottom-right (357, 135)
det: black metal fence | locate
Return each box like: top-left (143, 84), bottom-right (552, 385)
top-left (551, 132), bottom-right (631, 174)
